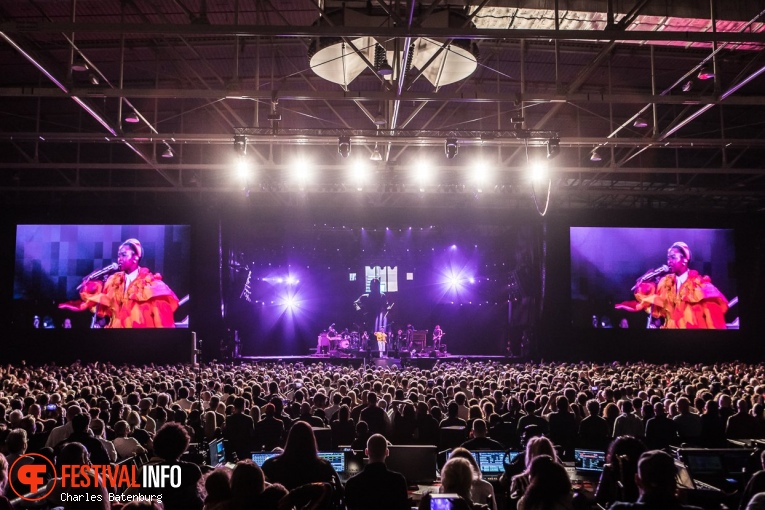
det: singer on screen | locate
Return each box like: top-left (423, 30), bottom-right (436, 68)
top-left (59, 238), bottom-right (179, 328)
top-left (615, 241), bottom-right (728, 329)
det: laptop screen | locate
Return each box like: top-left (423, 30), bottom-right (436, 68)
top-left (476, 451), bottom-right (506, 476)
top-left (209, 439), bottom-right (226, 466)
top-left (318, 451), bottom-right (346, 475)
top-left (251, 452), bottom-right (279, 467)
top-left (686, 454), bottom-right (724, 476)
top-left (574, 449), bottom-right (606, 472)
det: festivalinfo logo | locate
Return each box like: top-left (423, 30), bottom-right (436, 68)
top-left (10, 453), bottom-right (179, 503)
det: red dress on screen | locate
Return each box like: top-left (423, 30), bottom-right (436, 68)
top-left (76, 267), bottom-right (179, 328)
top-left (619, 270), bottom-right (728, 329)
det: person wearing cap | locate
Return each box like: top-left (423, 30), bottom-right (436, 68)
top-left (59, 238), bottom-right (179, 328)
top-left (609, 450), bottom-right (702, 510)
top-left (616, 241), bottom-right (728, 329)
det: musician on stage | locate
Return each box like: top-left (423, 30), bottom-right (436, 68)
top-left (59, 238), bottom-right (179, 328)
top-left (616, 241), bottom-right (728, 329)
top-left (433, 325), bottom-right (445, 350)
top-left (374, 329), bottom-right (387, 358)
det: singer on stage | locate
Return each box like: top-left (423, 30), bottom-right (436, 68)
top-left (59, 238), bottom-right (179, 328)
top-left (616, 241), bottom-right (728, 329)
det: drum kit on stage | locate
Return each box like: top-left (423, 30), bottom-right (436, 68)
top-left (317, 330), bottom-right (360, 355)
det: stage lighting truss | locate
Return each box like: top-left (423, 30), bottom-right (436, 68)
top-left (232, 127), bottom-right (559, 149)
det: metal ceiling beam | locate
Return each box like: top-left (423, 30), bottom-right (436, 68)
top-left (5, 87), bottom-right (765, 106)
top-left (0, 163), bottom-right (762, 175)
top-left (5, 132), bottom-right (764, 148)
top-left (3, 22), bottom-right (765, 43)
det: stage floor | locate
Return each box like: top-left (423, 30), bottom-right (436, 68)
top-left (237, 353), bottom-right (518, 367)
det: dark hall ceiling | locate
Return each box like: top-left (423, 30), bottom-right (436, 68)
top-left (0, 0), bottom-right (764, 212)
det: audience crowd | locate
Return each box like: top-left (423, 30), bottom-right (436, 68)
top-left (2, 359), bottom-right (765, 510)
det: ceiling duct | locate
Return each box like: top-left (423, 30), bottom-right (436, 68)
top-left (308, 7), bottom-right (478, 88)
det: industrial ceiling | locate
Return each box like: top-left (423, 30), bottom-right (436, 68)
top-left (1, 0), bottom-right (764, 212)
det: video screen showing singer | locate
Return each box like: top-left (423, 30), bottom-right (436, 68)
top-left (616, 241), bottom-right (728, 329)
top-left (59, 238), bottom-right (179, 328)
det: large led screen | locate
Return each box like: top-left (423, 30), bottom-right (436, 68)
top-left (14, 224), bottom-right (191, 329)
top-left (570, 227), bottom-right (738, 330)
top-left (225, 224), bottom-right (537, 356)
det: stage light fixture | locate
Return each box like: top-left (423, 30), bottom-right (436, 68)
top-left (633, 117), bottom-right (649, 128)
top-left (71, 58), bottom-right (89, 72)
top-left (161, 147), bottom-right (174, 159)
top-left (590, 148), bottom-right (603, 162)
top-left (682, 80), bottom-right (693, 92)
top-left (124, 112), bottom-right (140, 123)
top-left (546, 138), bottom-right (560, 160)
top-left (234, 134), bottom-right (247, 156)
top-left (338, 136), bottom-right (351, 158)
top-left (445, 139), bottom-right (459, 159)
top-left (88, 73), bottom-right (100, 85)
top-left (370, 144), bottom-right (383, 161)
top-left (698, 66), bottom-right (714, 80)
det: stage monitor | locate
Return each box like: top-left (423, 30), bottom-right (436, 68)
top-left (570, 227), bottom-right (738, 330)
top-left (13, 224), bottom-right (191, 330)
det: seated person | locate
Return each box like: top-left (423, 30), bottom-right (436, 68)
top-left (517, 455), bottom-right (573, 510)
top-left (419, 457), bottom-right (490, 510)
top-left (345, 433), bottom-right (409, 510)
top-left (609, 450), bottom-right (703, 510)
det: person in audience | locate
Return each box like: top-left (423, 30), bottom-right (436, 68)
top-left (202, 468), bottom-right (231, 510)
top-left (4, 429), bottom-right (35, 498)
top-left (360, 392), bottom-right (388, 436)
top-left (727, 398), bottom-right (759, 439)
top-left (461, 419), bottom-right (504, 451)
top-left (45, 404), bottom-right (81, 448)
top-left (428, 457), bottom-right (490, 510)
top-left (330, 404), bottom-right (356, 447)
top-left (609, 450), bottom-right (703, 510)
top-left (253, 403), bottom-right (284, 452)
top-left (260, 421), bottom-right (340, 491)
top-left (124, 422), bottom-right (203, 510)
top-left (0, 453), bottom-right (12, 510)
top-left (517, 454), bottom-right (574, 510)
top-left (546, 395), bottom-right (578, 461)
top-left (613, 400), bottom-right (644, 440)
top-left (14, 442), bottom-right (109, 510)
top-left (90, 417), bottom-right (118, 463)
top-left (510, 436), bottom-right (560, 500)
top-left (351, 420), bottom-right (371, 451)
top-left (699, 399), bottom-right (726, 447)
top-left (59, 238), bottom-right (179, 328)
top-left (114, 419), bottom-right (148, 460)
top-left (345, 433), bottom-right (409, 510)
top-left (223, 396), bottom-right (254, 461)
top-left (578, 399), bottom-right (609, 451)
top-left (595, 435), bottom-right (646, 506)
top-left (739, 450), bottom-right (765, 510)
top-left (671, 397), bottom-right (702, 445)
top-left (644, 402), bottom-right (678, 450)
top-left (56, 413), bottom-right (111, 465)
top-left (450, 447), bottom-right (498, 510)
